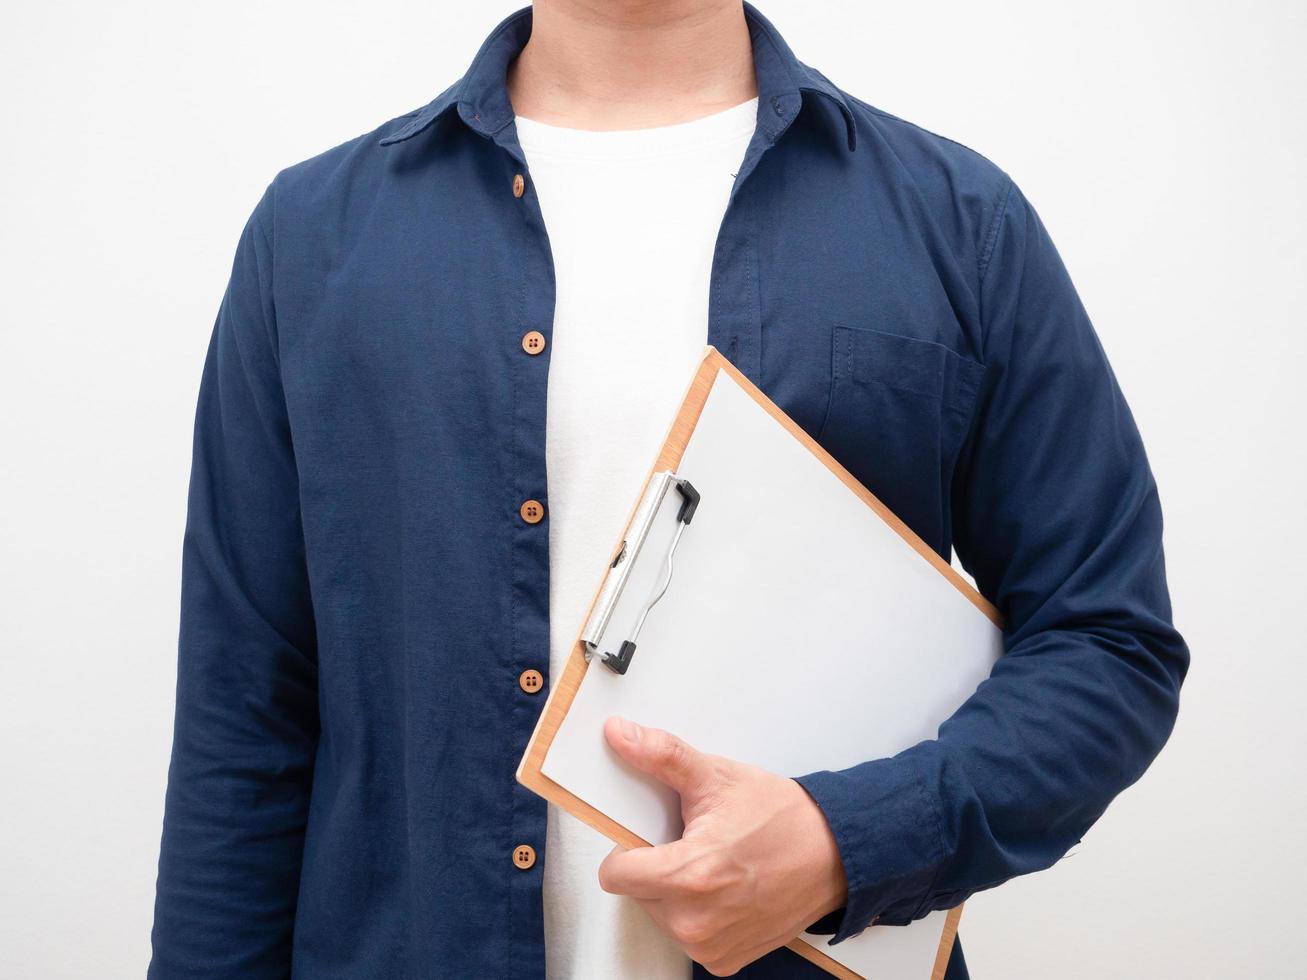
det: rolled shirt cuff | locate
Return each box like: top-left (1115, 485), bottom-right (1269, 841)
top-left (795, 748), bottom-right (945, 944)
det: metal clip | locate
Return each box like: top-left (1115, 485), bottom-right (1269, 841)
top-left (580, 472), bottom-right (700, 676)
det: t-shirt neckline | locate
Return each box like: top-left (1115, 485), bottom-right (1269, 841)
top-left (514, 98), bottom-right (759, 160)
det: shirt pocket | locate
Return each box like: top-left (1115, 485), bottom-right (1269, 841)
top-left (816, 325), bottom-right (985, 552)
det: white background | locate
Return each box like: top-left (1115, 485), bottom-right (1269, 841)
top-left (2, 1), bottom-right (1304, 977)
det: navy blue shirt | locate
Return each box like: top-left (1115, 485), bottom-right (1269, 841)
top-left (149, 6), bottom-right (1187, 978)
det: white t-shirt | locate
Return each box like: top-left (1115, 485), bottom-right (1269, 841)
top-left (515, 98), bottom-right (758, 980)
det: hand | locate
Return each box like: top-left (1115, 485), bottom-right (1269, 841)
top-left (597, 717), bottom-right (848, 976)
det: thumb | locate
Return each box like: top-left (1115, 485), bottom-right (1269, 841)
top-left (604, 717), bottom-right (716, 797)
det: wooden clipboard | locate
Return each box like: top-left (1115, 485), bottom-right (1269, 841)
top-left (518, 346), bottom-right (1001, 979)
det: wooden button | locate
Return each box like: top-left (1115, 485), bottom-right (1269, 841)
top-left (519, 669), bottom-right (543, 694)
top-left (522, 330), bottom-right (546, 355)
top-left (512, 173), bottom-right (525, 198)
top-left (519, 499), bottom-right (544, 524)
top-left (512, 844), bottom-right (536, 870)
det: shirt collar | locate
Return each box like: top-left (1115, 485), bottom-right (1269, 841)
top-left (380, 3), bottom-right (857, 152)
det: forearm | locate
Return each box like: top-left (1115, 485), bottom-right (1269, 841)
top-left (151, 632), bottom-right (318, 977)
top-left (799, 615), bottom-right (1184, 936)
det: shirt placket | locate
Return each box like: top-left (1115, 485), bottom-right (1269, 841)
top-left (477, 111), bottom-right (555, 980)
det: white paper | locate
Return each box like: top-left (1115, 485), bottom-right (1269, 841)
top-left (541, 367), bottom-right (1002, 978)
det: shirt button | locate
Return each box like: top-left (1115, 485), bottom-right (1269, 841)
top-left (512, 844), bottom-right (537, 870)
top-left (519, 668), bottom-right (544, 694)
top-left (522, 330), bottom-right (546, 355)
top-left (512, 173), bottom-right (525, 198)
top-left (520, 499), bottom-right (545, 524)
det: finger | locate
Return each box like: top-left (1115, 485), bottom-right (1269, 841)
top-left (597, 840), bottom-right (694, 899)
top-left (605, 717), bottom-right (716, 797)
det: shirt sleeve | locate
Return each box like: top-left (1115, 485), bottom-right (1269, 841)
top-left (149, 189), bottom-right (320, 978)
top-left (795, 179), bottom-right (1189, 943)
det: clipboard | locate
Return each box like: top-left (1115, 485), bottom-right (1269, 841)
top-left (518, 346), bottom-right (1004, 979)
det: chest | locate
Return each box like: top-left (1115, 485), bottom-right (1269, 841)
top-left (276, 141), bottom-right (987, 558)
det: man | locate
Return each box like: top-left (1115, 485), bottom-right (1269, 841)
top-left (149, 2), bottom-right (1187, 978)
